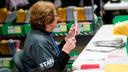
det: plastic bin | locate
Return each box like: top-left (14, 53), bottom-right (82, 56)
top-left (24, 24), bottom-right (31, 35)
top-left (67, 20), bottom-right (93, 35)
top-left (52, 22), bottom-right (67, 36)
top-left (113, 15), bottom-right (128, 24)
top-left (1, 25), bottom-right (24, 37)
top-left (0, 25), bottom-right (2, 36)
top-left (0, 58), bottom-right (14, 69)
top-left (125, 37), bottom-right (128, 55)
top-left (67, 50), bottom-right (79, 69)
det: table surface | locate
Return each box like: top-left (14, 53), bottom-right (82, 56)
top-left (104, 1), bottom-right (128, 10)
top-left (72, 25), bottom-right (128, 71)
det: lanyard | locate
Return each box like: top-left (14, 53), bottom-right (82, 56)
top-left (48, 33), bottom-right (60, 55)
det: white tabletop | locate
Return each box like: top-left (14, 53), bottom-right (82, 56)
top-left (104, 1), bottom-right (128, 10)
top-left (73, 69), bottom-right (104, 72)
top-left (72, 25), bottom-right (127, 71)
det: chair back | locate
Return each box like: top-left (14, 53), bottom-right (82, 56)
top-left (0, 68), bottom-right (11, 72)
top-left (13, 50), bottom-right (25, 72)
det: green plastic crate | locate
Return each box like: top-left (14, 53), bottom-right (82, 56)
top-left (1, 25), bottom-right (24, 37)
top-left (52, 22), bottom-right (67, 36)
top-left (24, 24), bottom-right (31, 35)
top-left (0, 25), bottom-right (2, 36)
top-left (67, 50), bottom-right (79, 69)
top-left (113, 15), bottom-right (128, 24)
top-left (125, 37), bottom-right (128, 55)
top-left (0, 57), bottom-right (14, 69)
top-left (67, 20), bottom-right (94, 35)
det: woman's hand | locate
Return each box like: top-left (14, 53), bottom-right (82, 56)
top-left (62, 37), bottom-right (76, 54)
top-left (65, 24), bottom-right (80, 41)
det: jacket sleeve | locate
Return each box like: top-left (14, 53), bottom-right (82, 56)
top-left (31, 41), bottom-right (70, 72)
top-left (58, 40), bottom-right (66, 50)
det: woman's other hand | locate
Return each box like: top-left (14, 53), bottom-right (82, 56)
top-left (62, 37), bottom-right (76, 54)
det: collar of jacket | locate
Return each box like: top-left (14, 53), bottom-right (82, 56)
top-left (32, 27), bottom-right (52, 35)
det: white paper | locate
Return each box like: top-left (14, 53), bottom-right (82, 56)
top-left (86, 47), bottom-right (117, 52)
top-left (73, 9), bottom-right (78, 35)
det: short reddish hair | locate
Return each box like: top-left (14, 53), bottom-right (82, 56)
top-left (30, 1), bottom-right (56, 29)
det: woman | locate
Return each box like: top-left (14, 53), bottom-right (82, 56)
top-left (22, 1), bottom-right (79, 72)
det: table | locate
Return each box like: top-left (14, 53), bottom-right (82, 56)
top-left (104, 1), bottom-right (128, 10)
top-left (72, 25), bottom-right (128, 71)
top-left (73, 69), bottom-right (103, 72)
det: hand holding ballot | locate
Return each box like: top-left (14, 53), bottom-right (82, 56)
top-left (74, 8), bottom-right (78, 35)
top-left (65, 24), bottom-right (80, 41)
top-left (65, 8), bottom-right (80, 41)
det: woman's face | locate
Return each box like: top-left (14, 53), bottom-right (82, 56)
top-left (46, 11), bottom-right (59, 32)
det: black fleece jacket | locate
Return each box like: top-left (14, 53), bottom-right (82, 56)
top-left (22, 29), bottom-right (70, 72)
